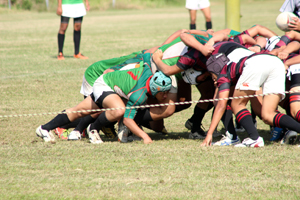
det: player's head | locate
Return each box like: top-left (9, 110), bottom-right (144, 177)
top-left (150, 71), bottom-right (172, 97)
top-left (206, 53), bottom-right (229, 76)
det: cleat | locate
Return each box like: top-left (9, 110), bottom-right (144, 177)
top-left (101, 125), bottom-right (117, 139)
top-left (87, 125), bottom-right (103, 144)
top-left (57, 52), bottom-right (65, 60)
top-left (185, 119), bottom-right (193, 130)
top-left (270, 127), bottom-right (284, 141)
top-left (68, 130), bottom-right (81, 141)
top-left (213, 131), bottom-right (241, 146)
top-left (54, 127), bottom-right (66, 138)
top-left (118, 118), bottom-right (129, 143)
top-left (59, 129), bottom-right (70, 140)
top-left (81, 129), bottom-right (87, 138)
top-left (280, 130), bottom-right (298, 145)
top-left (235, 136), bottom-right (264, 147)
top-left (74, 52), bottom-right (88, 59)
top-left (188, 128), bottom-right (206, 139)
top-left (36, 126), bottom-right (55, 142)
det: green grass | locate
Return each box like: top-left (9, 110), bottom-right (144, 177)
top-left (1, 1), bottom-right (300, 199)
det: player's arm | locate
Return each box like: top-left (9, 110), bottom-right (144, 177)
top-left (152, 49), bottom-right (184, 76)
top-left (201, 89), bottom-right (229, 146)
top-left (180, 32), bottom-right (217, 56)
top-left (284, 54), bottom-right (300, 70)
top-left (240, 34), bottom-right (257, 45)
top-left (206, 33), bottom-right (229, 45)
top-left (246, 24), bottom-right (277, 38)
top-left (278, 41), bottom-right (300, 60)
top-left (123, 118), bottom-right (152, 144)
top-left (84, 0), bottom-right (90, 11)
top-left (248, 36), bottom-right (267, 53)
top-left (56, 0), bottom-right (62, 15)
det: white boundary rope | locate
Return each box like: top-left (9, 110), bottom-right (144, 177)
top-left (0, 90), bottom-right (297, 118)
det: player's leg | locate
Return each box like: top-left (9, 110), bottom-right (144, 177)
top-left (73, 17), bottom-right (88, 59)
top-left (187, 78), bottom-right (214, 139)
top-left (57, 16), bottom-right (69, 59)
top-left (201, 6), bottom-right (212, 29)
top-left (189, 9), bottom-right (197, 30)
top-left (36, 95), bottom-right (101, 142)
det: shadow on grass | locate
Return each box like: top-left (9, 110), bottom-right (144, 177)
top-left (97, 129), bottom-right (285, 146)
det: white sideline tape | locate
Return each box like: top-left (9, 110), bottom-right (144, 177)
top-left (0, 90), bottom-right (297, 118)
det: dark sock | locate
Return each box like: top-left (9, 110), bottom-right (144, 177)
top-left (74, 30), bottom-right (81, 55)
top-left (206, 21), bottom-right (212, 29)
top-left (221, 106), bottom-right (237, 140)
top-left (74, 115), bottom-right (96, 133)
top-left (58, 33), bottom-right (65, 54)
top-left (42, 111), bottom-right (71, 131)
top-left (89, 112), bottom-right (114, 131)
top-left (190, 24), bottom-right (196, 30)
top-left (236, 109), bottom-right (259, 140)
top-left (61, 118), bottom-right (81, 129)
top-left (250, 106), bottom-right (257, 123)
top-left (273, 113), bottom-right (300, 133)
top-left (191, 107), bottom-right (206, 132)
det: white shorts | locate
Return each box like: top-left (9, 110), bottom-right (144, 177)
top-left (80, 75), bottom-right (93, 97)
top-left (227, 48), bottom-right (255, 64)
top-left (62, 3), bottom-right (86, 18)
top-left (80, 63), bottom-right (138, 97)
top-left (235, 54), bottom-right (286, 100)
top-left (287, 63), bottom-right (300, 79)
top-left (92, 76), bottom-right (114, 102)
top-left (185, 0), bottom-right (210, 10)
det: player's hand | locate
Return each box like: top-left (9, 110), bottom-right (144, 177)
top-left (248, 46), bottom-right (261, 53)
top-left (86, 2), bottom-right (90, 11)
top-left (200, 134), bottom-right (212, 146)
top-left (56, 6), bottom-right (62, 16)
top-left (202, 43), bottom-right (215, 56)
top-left (143, 138), bottom-right (153, 144)
top-left (206, 29), bottom-right (214, 35)
top-left (153, 49), bottom-right (163, 61)
top-left (288, 17), bottom-right (300, 31)
top-left (181, 29), bottom-right (190, 34)
top-left (278, 51), bottom-right (289, 60)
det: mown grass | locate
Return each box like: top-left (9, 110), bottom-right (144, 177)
top-left (1, 1), bottom-right (300, 199)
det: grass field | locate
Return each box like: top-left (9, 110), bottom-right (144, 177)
top-left (1, 0), bottom-right (300, 199)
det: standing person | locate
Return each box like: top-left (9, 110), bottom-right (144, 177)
top-left (56, 0), bottom-right (90, 60)
top-left (185, 0), bottom-right (212, 30)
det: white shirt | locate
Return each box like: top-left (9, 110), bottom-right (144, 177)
top-left (280, 0), bottom-right (300, 17)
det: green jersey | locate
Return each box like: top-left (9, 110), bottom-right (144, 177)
top-left (159, 33), bottom-right (213, 67)
top-left (62, 0), bottom-right (82, 5)
top-left (84, 51), bottom-right (142, 87)
top-left (102, 62), bottom-right (153, 119)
